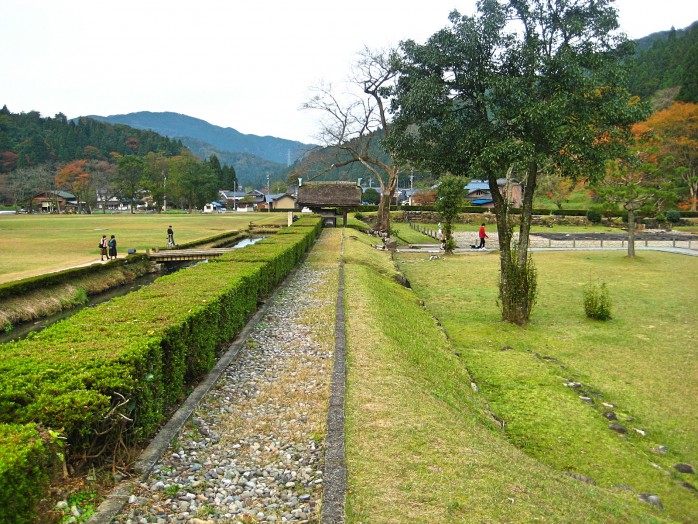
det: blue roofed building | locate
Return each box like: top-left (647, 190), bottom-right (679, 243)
top-left (465, 179), bottom-right (522, 208)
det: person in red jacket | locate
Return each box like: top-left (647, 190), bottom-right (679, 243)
top-left (478, 223), bottom-right (488, 249)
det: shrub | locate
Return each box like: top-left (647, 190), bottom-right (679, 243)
top-left (0, 424), bottom-right (54, 524)
top-left (498, 248), bottom-right (537, 325)
top-left (586, 208), bottom-right (602, 224)
top-left (583, 282), bottom-right (612, 321)
top-left (666, 210), bottom-right (681, 223)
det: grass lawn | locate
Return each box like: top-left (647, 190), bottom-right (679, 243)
top-left (533, 186), bottom-right (594, 210)
top-left (396, 249), bottom-right (697, 522)
top-left (343, 231), bottom-right (674, 522)
top-left (389, 222), bottom-right (436, 245)
top-left (0, 212), bottom-right (286, 283)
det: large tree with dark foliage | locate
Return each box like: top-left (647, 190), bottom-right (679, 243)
top-left (388, 0), bottom-right (647, 324)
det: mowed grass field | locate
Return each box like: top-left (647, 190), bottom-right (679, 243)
top-left (0, 212), bottom-right (287, 284)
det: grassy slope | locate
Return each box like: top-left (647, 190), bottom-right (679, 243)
top-left (0, 213), bottom-right (286, 283)
top-left (397, 250), bottom-right (697, 522)
top-left (343, 231), bottom-right (665, 523)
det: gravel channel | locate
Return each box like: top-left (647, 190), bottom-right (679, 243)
top-left (115, 263), bottom-right (337, 524)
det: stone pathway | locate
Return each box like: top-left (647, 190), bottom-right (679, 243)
top-left (114, 261), bottom-right (337, 524)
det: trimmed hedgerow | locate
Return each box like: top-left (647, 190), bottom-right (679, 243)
top-left (171, 230), bottom-right (247, 250)
top-left (0, 424), bottom-right (54, 524)
top-left (0, 216), bottom-right (322, 519)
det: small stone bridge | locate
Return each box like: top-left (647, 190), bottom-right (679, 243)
top-left (145, 248), bottom-right (237, 262)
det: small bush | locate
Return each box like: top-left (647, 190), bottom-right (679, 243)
top-left (586, 208), bottom-right (602, 224)
top-left (666, 210), bottom-right (681, 223)
top-left (583, 282), bottom-right (612, 321)
top-left (354, 211), bottom-right (364, 220)
top-left (498, 249), bottom-right (538, 325)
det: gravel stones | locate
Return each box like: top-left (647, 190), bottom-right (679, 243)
top-left (115, 264), bottom-right (336, 523)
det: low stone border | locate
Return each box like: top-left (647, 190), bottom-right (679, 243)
top-left (321, 229), bottom-right (348, 524)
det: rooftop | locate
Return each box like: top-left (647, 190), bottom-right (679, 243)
top-left (297, 181), bottom-right (362, 208)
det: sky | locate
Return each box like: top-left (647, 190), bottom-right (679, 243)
top-left (1, 0), bottom-right (697, 144)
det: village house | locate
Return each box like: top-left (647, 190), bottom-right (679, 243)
top-left (297, 180), bottom-right (362, 227)
top-left (32, 190), bottom-right (78, 213)
top-left (264, 193), bottom-right (296, 210)
top-left (465, 179), bottom-right (523, 208)
top-left (218, 190), bottom-right (247, 210)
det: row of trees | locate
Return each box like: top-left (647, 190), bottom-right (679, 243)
top-left (304, 0), bottom-right (694, 325)
top-left (539, 101), bottom-right (697, 215)
top-left (597, 101), bottom-right (697, 256)
top-left (9, 152), bottom-right (237, 214)
top-left (0, 107), bottom-right (238, 212)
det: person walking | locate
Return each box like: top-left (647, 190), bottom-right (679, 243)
top-left (107, 235), bottom-right (117, 259)
top-left (167, 225), bottom-right (175, 247)
top-left (99, 235), bottom-right (108, 261)
top-left (478, 223), bottom-right (489, 249)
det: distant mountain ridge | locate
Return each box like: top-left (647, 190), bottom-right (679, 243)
top-left (86, 111), bottom-right (316, 187)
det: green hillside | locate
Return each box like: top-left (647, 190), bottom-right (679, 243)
top-left (627, 21), bottom-right (698, 104)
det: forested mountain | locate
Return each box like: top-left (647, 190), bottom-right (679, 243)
top-left (86, 111), bottom-right (311, 164)
top-left (0, 106), bottom-right (229, 212)
top-left (627, 21), bottom-right (698, 103)
top-left (177, 136), bottom-right (286, 188)
top-left (0, 107), bottom-right (183, 172)
top-left (279, 129), bottom-right (433, 190)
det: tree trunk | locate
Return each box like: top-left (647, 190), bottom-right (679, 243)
top-left (490, 161), bottom-right (538, 325)
top-left (444, 221), bottom-right (453, 253)
top-left (627, 209), bottom-right (636, 258)
top-left (376, 171), bottom-right (398, 233)
top-left (377, 193), bottom-right (391, 232)
top-left (516, 161), bottom-right (537, 264)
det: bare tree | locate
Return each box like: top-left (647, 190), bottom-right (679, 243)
top-left (302, 47), bottom-right (401, 233)
top-left (8, 165), bottom-right (53, 211)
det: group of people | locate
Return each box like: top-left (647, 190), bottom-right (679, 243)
top-left (98, 226), bottom-right (175, 262)
top-left (98, 234), bottom-right (118, 261)
top-left (437, 222), bottom-right (489, 250)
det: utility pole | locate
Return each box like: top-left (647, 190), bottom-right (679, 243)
top-left (267, 174), bottom-right (270, 212)
top-left (163, 173), bottom-right (167, 213)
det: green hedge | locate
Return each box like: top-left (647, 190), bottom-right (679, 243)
top-left (0, 216), bottom-right (322, 518)
top-left (0, 424), bottom-right (54, 524)
top-left (170, 230), bottom-right (247, 250)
